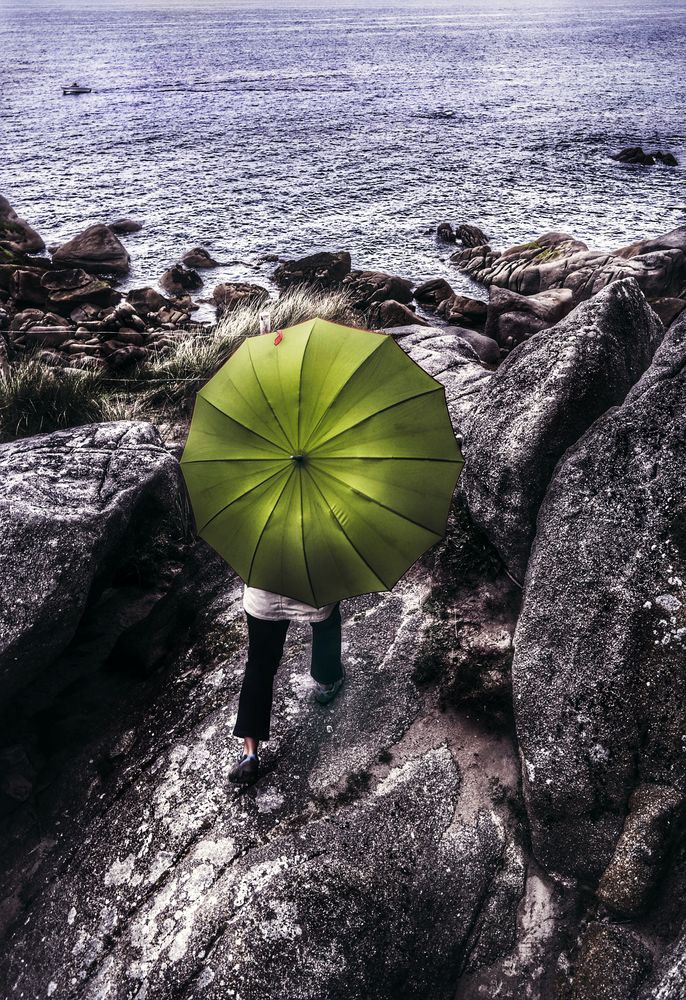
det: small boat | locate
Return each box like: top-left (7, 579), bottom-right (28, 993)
top-left (62, 82), bottom-right (91, 95)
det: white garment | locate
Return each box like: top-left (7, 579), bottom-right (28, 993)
top-left (242, 585), bottom-right (336, 623)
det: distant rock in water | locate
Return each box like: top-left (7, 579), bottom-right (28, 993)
top-left (436, 222), bottom-right (456, 243)
top-left (0, 195), bottom-right (45, 255)
top-left (460, 278), bottom-right (663, 582)
top-left (160, 263), bottom-right (203, 296)
top-left (52, 223), bottom-right (130, 276)
top-left (455, 223), bottom-right (489, 247)
top-left (273, 250), bottom-right (352, 289)
top-left (181, 246), bottom-right (220, 269)
top-left (513, 307), bottom-right (686, 884)
top-left (611, 146), bottom-right (679, 166)
top-left (108, 218), bottom-right (143, 234)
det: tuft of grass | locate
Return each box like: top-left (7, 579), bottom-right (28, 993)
top-left (0, 360), bottom-right (108, 442)
top-left (101, 284), bottom-right (363, 409)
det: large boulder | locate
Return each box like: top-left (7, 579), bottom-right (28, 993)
top-left (452, 229), bottom-right (686, 302)
top-left (485, 286), bottom-right (576, 347)
top-left (512, 309), bottom-right (686, 882)
top-left (273, 250), bottom-right (351, 289)
top-left (52, 224), bottom-right (130, 275)
top-left (0, 422), bottom-right (183, 704)
top-left (0, 195), bottom-right (45, 254)
top-left (614, 224), bottom-right (686, 259)
top-left (460, 279), bottom-right (663, 582)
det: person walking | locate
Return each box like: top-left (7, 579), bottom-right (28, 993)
top-left (229, 584), bottom-right (346, 784)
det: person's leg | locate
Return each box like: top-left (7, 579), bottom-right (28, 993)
top-left (234, 613), bottom-right (290, 746)
top-left (310, 603), bottom-right (343, 686)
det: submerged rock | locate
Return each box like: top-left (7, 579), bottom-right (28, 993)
top-left (107, 218), bottom-right (143, 234)
top-left (0, 422), bottom-right (183, 703)
top-left (513, 308), bottom-right (686, 881)
top-left (460, 279), bottom-right (662, 582)
top-left (52, 224), bottom-right (130, 275)
top-left (611, 146), bottom-right (678, 166)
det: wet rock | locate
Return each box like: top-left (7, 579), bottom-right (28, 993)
top-left (181, 247), bottom-right (220, 269)
top-left (415, 277), bottom-right (455, 308)
top-left (126, 286), bottom-right (174, 316)
top-left (452, 229), bottom-right (686, 302)
top-left (560, 923), bottom-right (652, 1000)
top-left (446, 326), bottom-right (500, 366)
top-left (513, 308), bottom-right (686, 881)
top-left (160, 263), bottom-right (203, 296)
top-left (643, 930), bottom-right (686, 998)
top-left (107, 218), bottom-right (143, 234)
top-left (52, 224), bottom-right (130, 276)
top-left (341, 269), bottom-right (414, 310)
top-left (597, 784), bottom-right (682, 916)
top-left (0, 422), bottom-right (183, 704)
top-left (611, 146), bottom-right (678, 166)
top-left (40, 267), bottom-right (115, 307)
top-left (212, 281), bottom-right (269, 316)
top-left (273, 250), bottom-right (352, 289)
top-left (0, 195), bottom-right (45, 254)
top-left (461, 279), bottom-right (663, 582)
top-left (369, 299), bottom-right (426, 328)
top-left (456, 224), bottom-right (490, 247)
top-left (485, 286), bottom-right (576, 347)
top-left (437, 222), bottom-right (456, 242)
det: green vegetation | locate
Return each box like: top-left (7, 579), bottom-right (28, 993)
top-left (0, 286), bottom-right (361, 442)
top-left (0, 361), bottom-right (107, 442)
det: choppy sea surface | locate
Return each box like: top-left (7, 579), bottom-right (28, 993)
top-left (1, 0), bottom-right (685, 303)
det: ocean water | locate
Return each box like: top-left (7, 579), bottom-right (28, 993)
top-left (1, 0), bottom-right (685, 305)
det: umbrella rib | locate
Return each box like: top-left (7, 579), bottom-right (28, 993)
top-left (299, 472), bottom-right (316, 605)
top-left (311, 464), bottom-right (444, 537)
top-left (246, 341), bottom-right (295, 451)
top-left (296, 328), bottom-right (312, 450)
top-left (197, 466), bottom-right (289, 533)
top-left (300, 336), bottom-right (387, 451)
top-left (307, 387), bottom-right (442, 454)
top-left (198, 394), bottom-right (289, 454)
top-left (302, 466), bottom-right (391, 590)
top-left (247, 467), bottom-right (296, 585)
top-left (312, 455), bottom-right (462, 463)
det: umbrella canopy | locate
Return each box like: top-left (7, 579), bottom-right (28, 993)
top-left (180, 318), bottom-right (463, 606)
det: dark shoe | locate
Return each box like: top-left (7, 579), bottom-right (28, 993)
top-left (313, 663), bottom-right (346, 705)
top-left (229, 752), bottom-right (259, 784)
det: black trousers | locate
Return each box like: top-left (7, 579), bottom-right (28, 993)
top-left (233, 603), bottom-right (343, 741)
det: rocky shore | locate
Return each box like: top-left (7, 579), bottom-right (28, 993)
top-left (0, 195), bottom-right (685, 999)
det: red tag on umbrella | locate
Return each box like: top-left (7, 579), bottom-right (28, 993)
top-left (274, 330), bottom-right (283, 346)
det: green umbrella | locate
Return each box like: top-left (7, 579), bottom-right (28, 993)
top-left (180, 317), bottom-right (463, 606)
